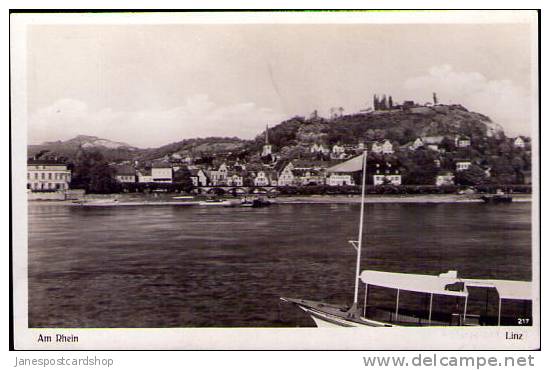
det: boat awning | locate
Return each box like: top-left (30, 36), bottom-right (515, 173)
top-left (326, 155), bottom-right (364, 173)
top-left (360, 270), bottom-right (532, 301)
top-left (360, 270), bottom-right (467, 297)
top-left (463, 279), bottom-right (532, 300)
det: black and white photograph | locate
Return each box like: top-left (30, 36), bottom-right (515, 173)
top-left (10, 10), bottom-right (539, 350)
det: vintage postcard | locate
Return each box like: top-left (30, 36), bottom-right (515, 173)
top-left (10, 10), bottom-right (539, 350)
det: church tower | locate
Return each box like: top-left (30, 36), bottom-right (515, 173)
top-left (262, 124), bottom-right (272, 157)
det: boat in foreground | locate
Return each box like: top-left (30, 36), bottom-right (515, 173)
top-left (281, 151), bottom-right (532, 328)
top-left (282, 270), bottom-right (532, 327)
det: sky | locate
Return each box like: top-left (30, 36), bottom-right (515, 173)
top-left (26, 21), bottom-right (535, 148)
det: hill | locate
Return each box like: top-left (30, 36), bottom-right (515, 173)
top-left (136, 137), bottom-right (248, 161)
top-left (248, 104), bottom-right (505, 154)
top-left (27, 104), bottom-right (513, 166)
top-left (28, 135), bottom-right (141, 162)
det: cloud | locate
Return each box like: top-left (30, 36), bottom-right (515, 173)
top-left (403, 65), bottom-right (533, 137)
top-left (28, 95), bottom-right (287, 148)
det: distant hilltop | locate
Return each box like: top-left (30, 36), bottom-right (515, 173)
top-left (248, 103), bottom-right (506, 154)
top-left (28, 103), bottom-right (517, 164)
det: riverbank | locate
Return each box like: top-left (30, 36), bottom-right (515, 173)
top-left (28, 193), bottom-right (532, 206)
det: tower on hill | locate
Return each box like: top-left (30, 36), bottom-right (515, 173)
top-left (262, 124), bottom-right (272, 157)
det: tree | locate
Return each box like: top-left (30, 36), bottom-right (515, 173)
top-left (388, 96), bottom-right (394, 109)
top-left (173, 166), bottom-right (194, 192)
top-left (380, 95), bottom-right (388, 110)
top-left (70, 149), bottom-right (119, 193)
top-left (454, 165), bottom-right (488, 186)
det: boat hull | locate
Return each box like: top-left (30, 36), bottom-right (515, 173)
top-left (281, 297), bottom-right (392, 328)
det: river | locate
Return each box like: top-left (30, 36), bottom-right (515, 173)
top-left (28, 202), bottom-right (532, 327)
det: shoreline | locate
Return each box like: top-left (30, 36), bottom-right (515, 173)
top-left (27, 193), bottom-right (532, 206)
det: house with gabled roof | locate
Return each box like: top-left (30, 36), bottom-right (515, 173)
top-left (275, 161), bottom-right (295, 186)
top-left (370, 139), bottom-right (394, 154)
top-left (514, 137), bottom-right (525, 148)
top-left (190, 168), bottom-right (209, 187)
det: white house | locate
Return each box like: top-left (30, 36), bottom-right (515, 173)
top-left (277, 162), bottom-right (295, 186)
top-left (514, 137), bottom-right (525, 148)
top-left (226, 173), bottom-right (243, 187)
top-left (425, 136), bottom-right (445, 151)
top-left (373, 173), bottom-right (402, 186)
top-left (210, 163), bottom-right (229, 185)
top-left (297, 169), bottom-right (325, 186)
top-left (381, 140), bottom-right (394, 154)
top-left (310, 143), bottom-right (330, 155)
top-left (27, 159), bottom-right (72, 191)
top-left (455, 160), bottom-right (472, 172)
top-left (372, 162), bottom-right (401, 186)
top-left (371, 140), bottom-right (394, 154)
top-left (455, 135), bottom-right (471, 148)
top-left (253, 171), bottom-right (271, 186)
top-left (332, 144), bottom-right (346, 155)
top-left (151, 164), bottom-right (173, 183)
top-left (327, 173), bottom-right (354, 186)
top-left (190, 169), bottom-right (209, 187)
top-left (137, 169), bottom-right (153, 183)
top-left (410, 138), bottom-right (424, 150)
top-left (435, 171), bottom-right (455, 186)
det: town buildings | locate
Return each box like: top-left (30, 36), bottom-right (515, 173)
top-left (27, 159), bottom-right (72, 191)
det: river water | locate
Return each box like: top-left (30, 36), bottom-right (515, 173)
top-left (28, 202), bottom-right (532, 327)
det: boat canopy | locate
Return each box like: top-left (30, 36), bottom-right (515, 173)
top-left (360, 270), bottom-right (532, 301)
top-left (462, 279), bottom-right (532, 301)
top-left (360, 270), bottom-right (467, 297)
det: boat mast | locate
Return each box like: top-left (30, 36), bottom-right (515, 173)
top-left (352, 150), bottom-right (368, 308)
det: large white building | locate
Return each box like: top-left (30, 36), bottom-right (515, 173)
top-left (27, 160), bottom-right (72, 191)
top-left (151, 164), bottom-right (173, 183)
